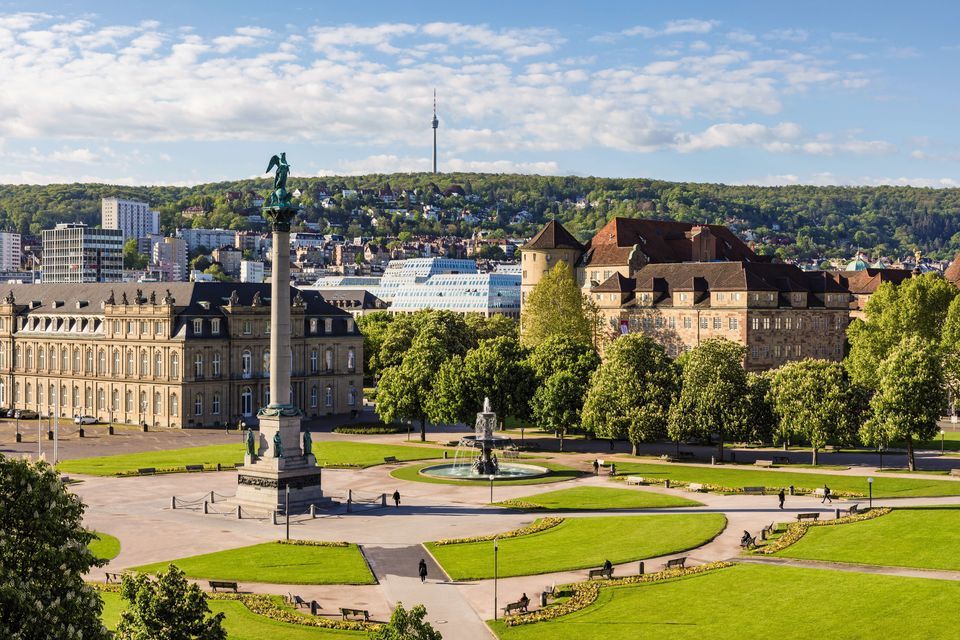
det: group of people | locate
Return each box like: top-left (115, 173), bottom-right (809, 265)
top-left (774, 485), bottom-right (832, 509)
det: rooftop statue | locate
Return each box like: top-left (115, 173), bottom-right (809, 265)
top-left (265, 152), bottom-right (293, 208)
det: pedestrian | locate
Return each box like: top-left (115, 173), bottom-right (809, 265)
top-left (821, 484), bottom-right (832, 504)
top-left (519, 593), bottom-right (530, 612)
top-left (418, 558), bottom-right (428, 583)
top-left (603, 558), bottom-right (612, 573)
top-left (778, 488), bottom-right (785, 510)
top-left (609, 463), bottom-right (617, 476)
top-left (392, 489), bottom-right (401, 507)
top-left (593, 459), bottom-right (600, 476)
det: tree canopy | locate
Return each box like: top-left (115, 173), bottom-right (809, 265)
top-left (116, 565), bottom-right (226, 640)
top-left (520, 261), bottom-right (593, 348)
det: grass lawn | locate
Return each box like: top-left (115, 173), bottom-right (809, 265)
top-left (776, 505), bottom-right (960, 570)
top-left (58, 441), bottom-right (447, 476)
top-left (610, 461), bottom-right (960, 498)
top-left (489, 563), bottom-right (960, 639)
top-left (100, 592), bottom-right (363, 638)
top-left (426, 514), bottom-right (725, 579)
top-left (500, 486), bottom-right (702, 510)
top-left (392, 461), bottom-right (584, 486)
top-left (89, 532), bottom-right (121, 561)
top-left (131, 541), bottom-right (375, 585)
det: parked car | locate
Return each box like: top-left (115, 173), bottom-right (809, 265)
top-left (15, 410), bottom-right (38, 419)
top-left (3, 408), bottom-right (15, 418)
top-left (74, 415), bottom-right (98, 425)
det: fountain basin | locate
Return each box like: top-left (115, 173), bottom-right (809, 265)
top-left (420, 462), bottom-right (550, 480)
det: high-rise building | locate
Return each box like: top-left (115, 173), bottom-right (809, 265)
top-left (42, 223), bottom-right (123, 283)
top-left (178, 228), bottom-right (238, 255)
top-left (0, 232), bottom-right (21, 271)
top-left (151, 236), bottom-right (188, 282)
top-left (240, 260), bottom-right (265, 283)
top-left (101, 197), bottom-right (160, 240)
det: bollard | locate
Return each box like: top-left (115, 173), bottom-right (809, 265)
top-left (381, 493), bottom-right (387, 507)
top-left (638, 561), bottom-right (644, 575)
top-left (47, 430), bottom-right (53, 440)
top-left (835, 508), bottom-right (840, 520)
top-left (310, 600), bottom-right (320, 616)
top-left (171, 496), bottom-right (177, 510)
top-left (108, 425), bottom-right (114, 435)
top-left (210, 490), bottom-right (215, 504)
top-left (271, 510), bottom-right (278, 525)
top-left (15, 433), bottom-right (21, 442)
top-left (78, 428), bottom-right (84, 438)
top-left (711, 455), bottom-right (715, 465)
top-left (142, 424), bottom-right (148, 432)
top-left (347, 498), bottom-right (353, 513)
top-left (540, 592), bottom-right (548, 608)
top-left (665, 479), bottom-right (670, 489)
top-left (204, 501), bottom-right (209, 514)
top-left (236, 505), bottom-right (242, 519)
top-left (310, 504), bottom-right (316, 518)
top-left (443, 451), bottom-right (448, 459)
top-left (217, 463), bottom-right (222, 472)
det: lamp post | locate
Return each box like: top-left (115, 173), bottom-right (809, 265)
top-left (51, 411), bottom-right (57, 465)
top-left (493, 536), bottom-right (499, 621)
top-left (941, 429), bottom-right (946, 455)
top-left (867, 476), bottom-right (873, 509)
top-left (489, 474), bottom-right (495, 504)
top-left (285, 484), bottom-right (290, 541)
top-left (15, 413), bottom-right (20, 443)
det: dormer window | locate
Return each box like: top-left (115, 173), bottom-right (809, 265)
top-left (193, 319), bottom-right (203, 334)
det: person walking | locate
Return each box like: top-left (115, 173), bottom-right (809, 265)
top-left (418, 558), bottom-right (428, 583)
top-left (593, 459), bottom-right (600, 476)
top-left (821, 484), bottom-right (832, 504)
top-left (392, 489), bottom-right (401, 507)
top-left (778, 488), bottom-right (785, 510)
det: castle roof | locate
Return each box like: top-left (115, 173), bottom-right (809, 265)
top-left (522, 220), bottom-right (584, 251)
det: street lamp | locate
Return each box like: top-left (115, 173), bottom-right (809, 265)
top-left (489, 474), bottom-right (495, 504)
top-left (15, 413), bottom-right (20, 443)
top-left (493, 536), bottom-right (499, 621)
top-left (867, 477), bottom-right (873, 509)
top-left (285, 484), bottom-right (290, 541)
top-left (941, 429), bottom-right (946, 455)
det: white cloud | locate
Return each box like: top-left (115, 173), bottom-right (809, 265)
top-left (622, 19), bottom-right (718, 39)
top-left (764, 29), bottom-right (808, 42)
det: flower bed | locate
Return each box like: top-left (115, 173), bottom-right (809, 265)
top-left (275, 539), bottom-right (349, 548)
top-left (494, 499), bottom-right (545, 510)
top-left (627, 477), bottom-right (863, 498)
top-left (432, 517), bottom-right (563, 546)
top-left (753, 507), bottom-right (892, 555)
top-left (503, 561), bottom-right (734, 626)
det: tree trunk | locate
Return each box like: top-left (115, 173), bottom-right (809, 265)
top-left (420, 417), bottom-right (426, 442)
top-left (717, 432), bottom-right (724, 463)
top-left (811, 447), bottom-right (818, 466)
top-left (907, 435), bottom-right (915, 471)
top-left (631, 441), bottom-right (638, 456)
top-left (675, 439), bottom-right (680, 456)
top-left (559, 430), bottom-right (564, 452)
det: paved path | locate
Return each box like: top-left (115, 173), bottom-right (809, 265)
top-left (739, 556), bottom-right (960, 582)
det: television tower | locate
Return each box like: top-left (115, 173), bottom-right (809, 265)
top-left (432, 89), bottom-right (439, 174)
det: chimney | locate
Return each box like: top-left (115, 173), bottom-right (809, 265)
top-left (690, 226), bottom-right (717, 262)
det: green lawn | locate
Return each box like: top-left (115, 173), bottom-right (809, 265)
top-left (776, 506), bottom-right (960, 570)
top-left (100, 592), bottom-right (363, 638)
top-left (131, 542), bottom-right (375, 585)
top-left (89, 532), bottom-right (121, 561)
top-left (500, 486), bottom-right (702, 510)
top-left (490, 563), bottom-right (960, 639)
top-left (57, 441), bottom-right (446, 476)
top-left (391, 461), bottom-right (584, 486)
top-left (611, 461), bottom-right (960, 498)
top-left (427, 514), bottom-right (725, 580)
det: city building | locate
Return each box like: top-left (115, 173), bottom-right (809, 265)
top-left (522, 219), bottom-right (850, 370)
top-left (150, 236), bottom-right (188, 282)
top-left (376, 257), bottom-right (477, 302)
top-left (240, 260), bottom-right (265, 283)
top-left (0, 232), bottom-right (21, 271)
top-left (42, 223), bottom-right (123, 283)
top-left (390, 272), bottom-right (521, 318)
top-left (0, 283), bottom-right (363, 427)
top-left (827, 267), bottom-right (914, 319)
top-left (314, 289), bottom-right (389, 317)
top-left (178, 228), bottom-right (238, 255)
top-left (212, 246), bottom-right (242, 278)
top-left (101, 197), bottom-right (160, 240)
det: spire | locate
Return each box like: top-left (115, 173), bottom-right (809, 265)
top-left (432, 88), bottom-right (439, 174)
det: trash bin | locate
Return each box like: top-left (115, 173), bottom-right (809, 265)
top-left (540, 592), bottom-right (548, 608)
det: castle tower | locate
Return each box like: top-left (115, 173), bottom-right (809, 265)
top-left (432, 89), bottom-right (439, 174)
top-left (519, 220), bottom-right (585, 311)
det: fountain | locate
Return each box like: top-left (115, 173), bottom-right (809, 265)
top-left (420, 397), bottom-right (549, 480)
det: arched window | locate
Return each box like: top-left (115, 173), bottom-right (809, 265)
top-left (113, 350), bottom-right (120, 375)
top-left (14, 382), bottom-right (20, 403)
top-left (347, 347), bottom-right (356, 372)
top-left (242, 350), bottom-right (252, 376)
top-left (38, 348), bottom-right (45, 371)
top-left (324, 385), bottom-right (333, 407)
top-left (194, 394), bottom-right (203, 416)
top-left (170, 353), bottom-right (179, 378)
top-left (97, 349), bottom-right (105, 374)
top-left (264, 388), bottom-right (270, 406)
top-left (194, 353), bottom-right (203, 377)
top-left (0, 381), bottom-right (5, 405)
top-left (212, 352), bottom-right (221, 377)
top-left (310, 350), bottom-right (318, 373)
top-left (241, 387), bottom-right (252, 416)
top-left (140, 350), bottom-right (148, 376)
top-left (73, 348), bottom-right (80, 373)
top-left (139, 391), bottom-right (146, 414)
top-left (127, 350), bottom-right (134, 374)
top-left (170, 394), bottom-right (178, 417)
top-left (48, 347), bottom-right (55, 371)
top-left (61, 347), bottom-right (68, 371)
top-left (72, 386), bottom-right (79, 407)
top-left (84, 387), bottom-right (92, 409)
top-left (154, 391), bottom-right (162, 415)
top-left (324, 349), bottom-right (334, 372)
top-left (97, 388), bottom-right (105, 410)
top-left (85, 349), bottom-right (93, 373)
top-left (14, 346), bottom-right (20, 369)
top-left (25, 382), bottom-right (31, 404)
top-left (49, 384), bottom-right (55, 405)
top-left (112, 388), bottom-right (119, 411)
top-left (348, 386), bottom-right (357, 406)
top-left (125, 390), bottom-right (133, 412)
top-left (310, 385), bottom-right (318, 408)
top-left (211, 393), bottom-right (221, 415)
top-left (26, 346), bottom-right (33, 370)
top-left (60, 385), bottom-right (66, 407)
top-left (36, 384), bottom-right (43, 407)
top-left (263, 350), bottom-right (270, 375)
top-left (155, 351), bottom-right (163, 377)
top-left (0, 344), bottom-right (5, 369)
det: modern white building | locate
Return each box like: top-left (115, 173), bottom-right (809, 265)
top-left (375, 258), bottom-right (477, 302)
top-left (0, 232), bottom-right (21, 271)
top-left (177, 228), bottom-right (238, 255)
top-left (240, 260), bottom-right (265, 283)
top-left (101, 197), bottom-right (160, 240)
top-left (390, 272), bottom-right (521, 318)
top-left (151, 236), bottom-right (188, 282)
top-left (42, 223), bottom-right (123, 283)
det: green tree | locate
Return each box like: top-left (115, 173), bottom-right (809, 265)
top-left (520, 262), bottom-right (592, 348)
top-left (581, 334), bottom-right (679, 455)
top-left (0, 457), bottom-right (109, 640)
top-left (378, 311), bottom-right (470, 372)
top-left (863, 336), bottom-right (947, 471)
top-left (847, 274), bottom-right (958, 388)
top-left (377, 337), bottom-right (448, 442)
top-left (526, 335), bottom-right (600, 383)
top-left (356, 311), bottom-right (393, 379)
top-left (116, 565), bottom-right (226, 640)
top-left (531, 370), bottom-right (587, 450)
top-left (668, 339), bottom-right (749, 460)
top-left (941, 295), bottom-right (960, 404)
top-left (744, 371), bottom-right (775, 445)
top-left (464, 313), bottom-right (518, 344)
top-left (123, 238), bottom-right (148, 270)
top-left (769, 359), bottom-right (859, 465)
top-left (370, 603), bottom-right (441, 640)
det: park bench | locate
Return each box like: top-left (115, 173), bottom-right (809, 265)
top-left (754, 459), bottom-right (774, 468)
top-left (828, 445), bottom-right (842, 453)
top-left (137, 467), bottom-right (156, 475)
top-left (740, 533), bottom-right (757, 549)
top-left (542, 585), bottom-right (556, 604)
top-left (208, 580), bottom-right (239, 593)
top-left (950, 469), bottom-right (960, 477)
top-left (676, 451), bottom-right (696, 461)
top-left (383, 456), bottom-right (399, 464)
top-left (104, 572), bottom-right (124, 583)
top-left (761, 522), bottom-right (776, 540)
top-left (288, 594), bottom-right (309, 609)
top-left (624, 476), bottom-right (646, 485)
top-left (742, 486), bottom-right (765, 495)
top-left (503, 600), bottom-right (529, 615)
top-left (588, 567), bottom-right (614, 579)
top-left (796, 512), bottom-right (820, 522)
top-left (847, 504), bottom-right (861, 515)
top-left (340, 608), bottom-right (370, 622)
top-left (665, 557), bottom-right (687, 570)
top-left (688, 483), bottom-right (705, 492)
top-left (185, 464), bottom-right (204, 472)
top-left (772, 456), bottom-right (790, 465)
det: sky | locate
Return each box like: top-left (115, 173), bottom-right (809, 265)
top-left (0, 0), bottom-right (959, 187)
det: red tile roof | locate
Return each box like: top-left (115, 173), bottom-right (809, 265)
top-left (522, 220), bottom-right (584, 251)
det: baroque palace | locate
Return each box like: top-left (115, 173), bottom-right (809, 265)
top-left (0, 283), bottom-right (362, 428)
top-left (521, 218), bottom-right (850, 370)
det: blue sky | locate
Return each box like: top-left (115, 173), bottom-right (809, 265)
top-left (0, 0), bottom-right (958, 186)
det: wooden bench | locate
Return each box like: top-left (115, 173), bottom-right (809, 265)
top-left (624, 476), bottom-right (645, 485)
top-left (761, 522), bottom-right (776, 540)
top-left (104, 572), bottom-right (123, 583)
top-left (796, 512), bottom-right (820, 522)
top-left (340, 607), bottom-right (370, 622)
top-left (742, 486), bottom-right (765, 495)
top-left (503, 600), bottom-right (529, 615)
top-left (185, 464), bottom-right (204, 472)
top-left (688, 483), bottom-right (705, 493)
top-left (847, 504), bottom-right (861, 515)
top-left (950, 469), bottom-right (960, 477)
top-left (137, 467), bottom-right (156, 475)
top-left (665, 557), bottom-right (687, 570)
top-left (383, 456), bottom-right (399, 464)
top-left (208, 580), bottom-right (239, 593)
top-left (754, 459), bottom-right (774, 468)
top-left (772, 456), bottom-right (790, 465)
top-left (676, 451), bottom-right (695, 461)
top-left (542, 585), bottom-right (556, 603)
top-left (588, 567), bottom-right (614, 579)
top-left (288, 594), bottom-right (309, 609)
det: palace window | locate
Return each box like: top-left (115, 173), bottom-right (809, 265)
top-left (243, 320), bottom-right (252, 335)
top-left (155, 351), bottom-right (163, 377)
top-left (310, 350), bottom-right (318, 373)
top-left (113, 350), bottom-right (120, 374)
top-left (348, 386), bottom-right (357, 406)
top-left (700, 317), bottom-right (708, 329)
top-left (310, 318), bottom-right (318, 334)
top-left (324, 385), bottom-right (333, 407)
top-left (324, 319), bottom-right (332, 333)
top-left (97, 349), bottom-right (106, 374)
top-left (683, 317), bottom-right (691, 329)
top-left (170, 353), bottom-right (179, 378)
top-left (26, 346), bottom-right (33, 370)
top-left (170, 394), bottom-right (178, 417)
top-left (212, 394), bottom-right (221, 415)
top-left (193, 318), bottom-right (203, 334)
top-left (112, 389), bottom-right (119, 411)
top-left (242, 350), bottom-right (252, 376)
top-left (140, 350), bottom-right (148, 376)
top-left (310, 386), bottom-right (318, 408)
top-left (97, 388), bottom-right (105, 410)
top-left (194, 394), bottom-right (203, 416)
top-left (263, 350), bottom-right (270, 375)
top-left (194, 354), bottom-right (203, 377)
top-left (154, 392), bottom-right (162, 415)
top-left (211, 319), bottom-right (220, 335)
top-left (729, 317), bottom-right (739, 330)
top-left (212, 352), bottom-right (221, 376)
top-left (325, 348), bottom-right (334, 372)
top-left (241, 387), bottom-right (253, 416)
top-left (347, 348), bottom-right (356, 372)
top-left (85, 349), bottom-right (93, 373)
top-left (38, 348), bottom-right (45, 371)
top-left (126, 390), bottom-right (133, 412)
top-left (713, 317), bottom-right (721, 330)
top-left (127, 350), bottom-right (134, 374)
top-left (762, 318), bottom-right (771, 330)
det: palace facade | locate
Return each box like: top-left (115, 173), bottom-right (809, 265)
top-left (0, 283), bottom-right (363, 428)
